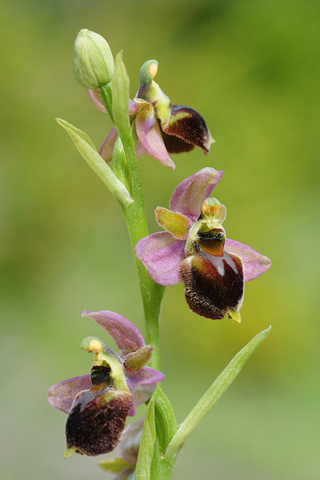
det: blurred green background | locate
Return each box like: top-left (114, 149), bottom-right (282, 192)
top-left (1, 0), bottom-right (319, 478)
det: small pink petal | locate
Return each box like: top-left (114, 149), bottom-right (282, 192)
top-left (135, 110), bottom-right (175, 169)
top-left (135, 140), bottom-right (147, 160)
top-left (225, 239), bottom-right (271, 283)
top-left (126, 367), bottom-right (165, 416)
top-left (128, 99), bottom-right (142, 115)
top-left (99, 127), bottom-right (118, 162)
top-left (119, 417), bottom-right (144, 464)
top-left (100, 130), bottom-right (147, 163)
top-left (135, 232), bottom-right (185, 286)
top-left (47, 375), bottom-right (91, 414)
top-left (169, 168), bottom-right (224, 221)
top-left (87, 89), bottom-right (106, 113)
top-left (82, 310), bottom-right (145, 355)
top-left (114, 468), bottom-right (134, 480)
top-left (87, 91), bottom-right (141, 116)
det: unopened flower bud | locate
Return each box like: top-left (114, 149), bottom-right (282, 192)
top-left (73, 29), bottom-right (114, 89)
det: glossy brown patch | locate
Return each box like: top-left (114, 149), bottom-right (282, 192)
top-left (90, 365), bottom-right (112, 390)
top-left (160, 123), bottom-right (195, 153)
top-left (197, 229), bottom-right (225, 257)
top-left (162, 105), bottom-right (211, 154)
top-left (179, 249), bottom-right (244, 320)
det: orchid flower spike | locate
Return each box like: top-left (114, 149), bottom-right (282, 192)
top-left (48, 311), bottom-right (164, 457)
top-left (136, 168), bottom-right (271, 322)
top-left (88, 60), bottom-right (213, 170)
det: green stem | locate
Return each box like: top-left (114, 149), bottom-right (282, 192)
top-left (111, 130), bottom-right (164, 370)
top-left (100, 83), bottom-right (114, 122)
top-left (123, 208), bottom-right (164, 368)
top-left (150, 437), bottom-right (175, 480)
top-left (117, 134), bottom-right (177, 476)
top-left (112, 136), bottom-right (177, 441)
top-left (107, 52), bottom-right (177, 471)
top-left (110, 51), bottom-right (167, 372)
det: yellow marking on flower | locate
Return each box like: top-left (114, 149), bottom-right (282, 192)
top-left (201, 202), bottom-right (221, 229)
top-left (201, 199), bottom-right (226, 228)
top-left (134, 97), bottom-right (153, 112)
top-left (89, 338), bottom-right (103, 353)
top-left (201, 199), bottom-right (220, 216)
top-left (91, 354), bottom-right (129, 393)
top-left (155, 207), bottom-right (190, 239)
top-left (167, 110), bottom-right (192, 125)
top-left (149, 62), bottom-right (158, 79)
top-left (228, 309), bottom-right (241, 323)
top-left (107, 357), bottom-right (129, 392)
top-left (64, 447), bottom-right (77, 459)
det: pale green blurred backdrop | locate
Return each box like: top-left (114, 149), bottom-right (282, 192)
top-left (1, 0), bottom-right (319, 479)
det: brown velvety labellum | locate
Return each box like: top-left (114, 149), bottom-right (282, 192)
top-left (66, 386), bottom-right (132, 456)
top-left (162, 105), bottom-right (211, 154)
top-left (160, 123), bottom-right (195, 154)
top-left (179, 249), bottom-right (244, 320)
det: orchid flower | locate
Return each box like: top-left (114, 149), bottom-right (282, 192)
top-left (47, 310), bottom-right (164, 456)
top-left (87, 60), bottom-right (213, 170)
top-left (98, 418), bottom-right (143, 480)
top-left (135, 168), bottom-right (271, 321)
